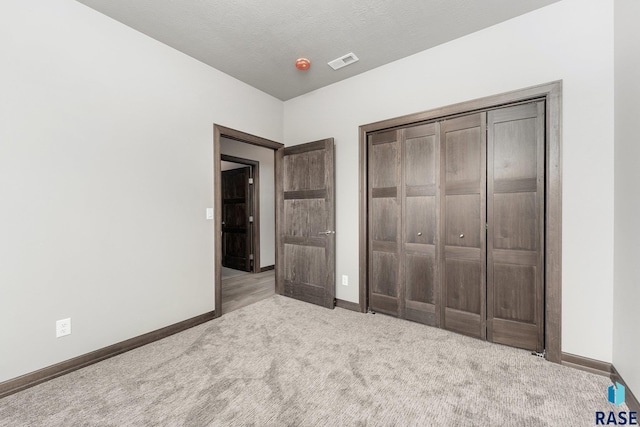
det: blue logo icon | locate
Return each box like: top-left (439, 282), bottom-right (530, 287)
top-left (608, 382), bottom-right (626, 406)
top-left (596, 383), bottom-right (637, 425)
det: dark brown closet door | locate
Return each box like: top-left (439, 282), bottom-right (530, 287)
top-left (276, 138), bottom-right (335, 309)
top-left (368, 130), bottom-right (400, 316)
top-left (402, 123), bottom-right (440, 326)
top-left (440, 113), bottom-right (486, 339)
top-left (221, 167), bottom-right (251, 271)
top-left (487, 102), bottom-right (545, 352)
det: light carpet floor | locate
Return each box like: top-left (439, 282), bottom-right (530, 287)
top-left (0, 295), bottom-right (627, 426)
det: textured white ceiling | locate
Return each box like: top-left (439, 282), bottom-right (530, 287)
top-left (76, 0), bottom-right (560, 100)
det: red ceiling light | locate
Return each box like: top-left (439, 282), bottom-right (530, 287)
top-left (295, 58), bottom-right (311, 71)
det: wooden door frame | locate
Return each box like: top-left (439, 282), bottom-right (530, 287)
top-left (221, 154), bottom-right (260, 273)
top-left (214, 125), bottom-right (283, 318)
top-left (358, 81), bottom-right (563, 363)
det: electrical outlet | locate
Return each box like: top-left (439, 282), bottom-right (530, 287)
top-left (342, 275), bottom-right (348, 286)
top-left (56, 318), bottom-right (71, 338)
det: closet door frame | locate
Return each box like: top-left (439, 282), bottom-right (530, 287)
top-left (358, 81), bottom-right (562, 363)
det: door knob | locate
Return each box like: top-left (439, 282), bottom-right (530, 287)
top-left (459, 234), bottom-right (464, 238)
top-left (417, 232), bottom-right (422, 236)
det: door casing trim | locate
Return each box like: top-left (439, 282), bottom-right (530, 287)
top-left (358, 81), bottom-right (562, 363)
top-left (214, 125), bottom-right (284, 317)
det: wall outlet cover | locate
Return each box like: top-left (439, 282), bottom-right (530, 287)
top-left (56, 318), bottom-right (71, 338)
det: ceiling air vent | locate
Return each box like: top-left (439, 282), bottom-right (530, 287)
top-left (328, 52), bottom-right (359, 70)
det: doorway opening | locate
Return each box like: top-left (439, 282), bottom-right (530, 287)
top-left (214, 125), bottom-right (284, 316)
top-left (221, 155), bottom-right (258, 275)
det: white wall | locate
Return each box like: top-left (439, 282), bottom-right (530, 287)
top-left (613, 0), bottom-right (640, 402)
top-left (220, 137), bottom-right (276, 268)
top-left (0, 0), bottom-right (282, 383)
top-left (284, 0), bottom-right (615, 362)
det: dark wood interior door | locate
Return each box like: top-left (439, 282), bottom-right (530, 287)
top-left (276, 138), bottom-right (335, 309)
top-left (402, 123), bottom-right (440, 326)
top-left (368, 130), bottom-right (400, 316)
top-left (221, 167), bottom-right (251, 271)
top-left (440, 113), bottom-right (487, 339)
top-left (487, 102), bottom-right (545, 352)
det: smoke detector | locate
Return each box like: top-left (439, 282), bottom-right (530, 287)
top-left (295, 58), bottom-right (311, 71)
top-left (328, 52), bottom-right (359, 70)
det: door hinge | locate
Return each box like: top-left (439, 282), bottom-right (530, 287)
top-left (249, 254), bottom-right (254, 260)
top-left (531, 349), bottom-right (546, 358)
top-left (248, 178), bottom-right (254, 185)
top-left (249, 216), bottom-right (254, 223)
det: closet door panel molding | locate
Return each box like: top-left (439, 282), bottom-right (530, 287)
top-left (440, 113), bottom-right (487, 339)
top-left (487, 101), bottom-right (545, 352)
top-left (402, 123), bottom-right (440, 326)
top-left (368, 130), bottom-right (401, 316)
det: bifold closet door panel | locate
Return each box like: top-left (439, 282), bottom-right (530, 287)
top-left (402, 123), bottom-right (439, 326)
top-left (440, 113), bottom-right (487, 339)
top-left (368, 130), bottom-right (401, 316)
top-left (487, 102), bottom-right (545, 352)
